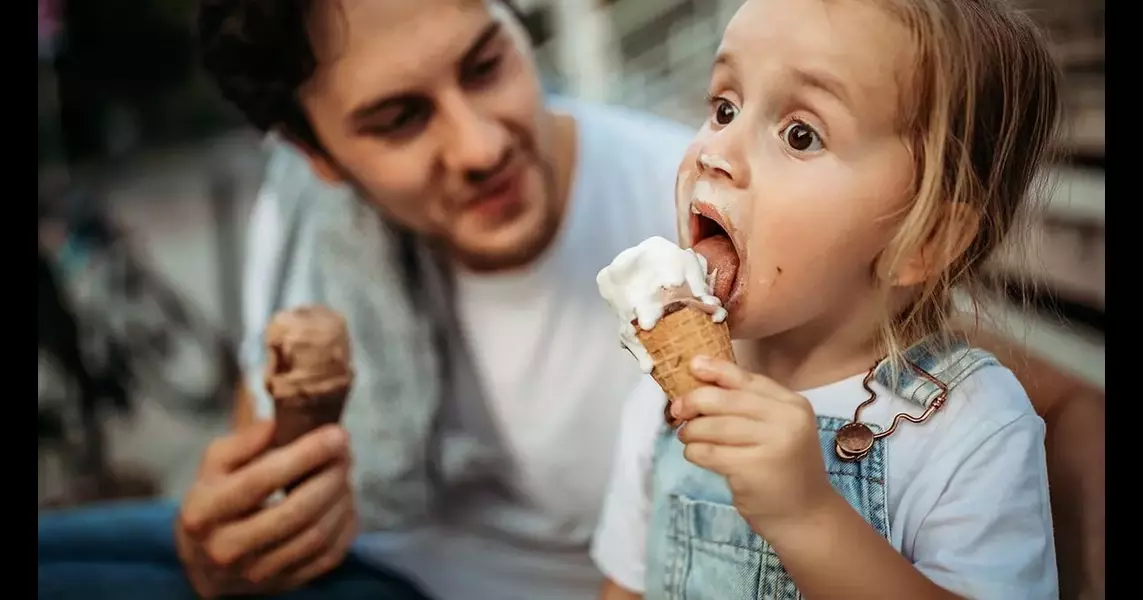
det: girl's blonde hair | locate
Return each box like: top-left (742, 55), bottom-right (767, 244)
top-left (875, 0), bottom-right (1062, 363)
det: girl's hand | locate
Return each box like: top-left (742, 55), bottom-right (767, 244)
top-left (672, 355), bottom-right (839, 536)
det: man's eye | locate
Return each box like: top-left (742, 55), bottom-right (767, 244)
top-left (370, 105), bottom-right (430, 138)
top-left (465, 55), bottom-right (503, 86)
top-left (708, 97), bottom-right (738, 126)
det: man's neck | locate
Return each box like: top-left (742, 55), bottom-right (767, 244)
top-left (546, 107), bottom-right (579, 237)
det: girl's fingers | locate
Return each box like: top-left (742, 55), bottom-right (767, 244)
top-left (673, 387), bottom-right (769, 422)
top-left (677, 415), bottom-right (766, 446)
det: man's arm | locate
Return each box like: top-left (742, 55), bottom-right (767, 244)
top-left (964, 325), bottom-right (1105, 600)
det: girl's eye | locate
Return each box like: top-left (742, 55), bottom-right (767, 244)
top-left (779, 121), bottom-right (823, 152)
top-left (710, 97), bottom-right (738, 126)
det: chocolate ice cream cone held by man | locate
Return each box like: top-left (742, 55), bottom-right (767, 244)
top-left (36, 0), bottom-right (1102, 598)
top-left (37, 1), bottom-right (699, 598)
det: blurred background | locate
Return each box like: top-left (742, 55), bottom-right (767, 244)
top-left (37, 0), bottom-right (1103, 508)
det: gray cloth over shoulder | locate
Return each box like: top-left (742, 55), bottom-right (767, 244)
top-left (242, 138), bottom-right (503, 530)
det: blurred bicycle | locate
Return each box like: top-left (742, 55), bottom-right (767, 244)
top-left (37, 183), bottom-right (240, 507)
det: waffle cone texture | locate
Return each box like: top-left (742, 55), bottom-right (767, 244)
top-left (635, 303), bottom-right (735, 402)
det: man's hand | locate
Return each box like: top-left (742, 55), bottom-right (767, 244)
top-left (174, 421), bottom-right (357, 598)
top-left (672, 355), bottom-right (838, 536)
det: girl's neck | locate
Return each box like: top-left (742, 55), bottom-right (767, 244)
top-left (735, 316), bottom-right (884, 393)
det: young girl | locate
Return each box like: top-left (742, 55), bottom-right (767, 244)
top-left (592, 0), bottom-right (1060, 599)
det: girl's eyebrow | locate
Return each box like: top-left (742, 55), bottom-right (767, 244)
top-left (713, 51), bottom-right (738, 72)
top-left (788, 66), bottom-right (851, 108)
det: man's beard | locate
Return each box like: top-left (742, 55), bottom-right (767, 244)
top-left (448, 149), bottom-right (562, 273)
top-left (343, 124), bottom-right (565, 274)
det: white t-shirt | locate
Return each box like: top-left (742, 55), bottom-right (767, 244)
top-left (591, 364), bottom-right (1059, 600)
top-left (242, 98), bottom-right (694, 600)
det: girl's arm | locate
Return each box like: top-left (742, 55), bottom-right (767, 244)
top-left (589, 377), bottom-right (665, 598)
top-left (598, 578), bottom-right (642, 600)
top-left (765, 407), bottom-right (1056, 600)
top-left (765, 494), bottom-right (962, 600)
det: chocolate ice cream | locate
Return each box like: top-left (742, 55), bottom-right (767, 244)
top-left (264, 305), bottom-right (353, 452)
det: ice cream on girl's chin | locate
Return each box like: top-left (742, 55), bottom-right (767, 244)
top-left (596, 236), bottom-right (727, 372)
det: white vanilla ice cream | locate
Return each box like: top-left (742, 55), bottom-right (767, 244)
top-left (596, 236), bottom-right (727, 372)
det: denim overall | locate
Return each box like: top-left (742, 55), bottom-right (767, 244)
top-left (644, 339), bottom-right (999, 600)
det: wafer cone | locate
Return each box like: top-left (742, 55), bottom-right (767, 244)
top-left (635, 302), bottom-right (735, 425)
top-left (262, 305), bottom-right (353, 492)
top-left (270, 387), bottom-right (349, 450)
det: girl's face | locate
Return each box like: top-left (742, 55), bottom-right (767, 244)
top-left (677, 0), bottom-right (917, 341)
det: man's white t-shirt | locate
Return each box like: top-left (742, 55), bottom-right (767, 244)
top-left (242, 98), bottom-right (694, 600)
top-left (591, 364), bottom-right (1060, 599)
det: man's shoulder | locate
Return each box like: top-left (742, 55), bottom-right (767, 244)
top-left (555, 96), bottom-right (695, 162)
top-left (555, 98), bottom-right (690, 240)
top-left (252, 137), bottom-right (364, 238)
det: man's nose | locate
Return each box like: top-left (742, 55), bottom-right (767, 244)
top-left (439, 93), bottom-right (510, 177)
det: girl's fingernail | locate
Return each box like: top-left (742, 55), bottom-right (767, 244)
top-left (691, 355), bottom-right (709, 370)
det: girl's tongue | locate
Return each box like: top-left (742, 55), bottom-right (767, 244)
top-left (693, 234), bottom-right (739, 303)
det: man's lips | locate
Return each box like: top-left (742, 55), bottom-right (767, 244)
top-left (464, 164), bottom-right (525, 218)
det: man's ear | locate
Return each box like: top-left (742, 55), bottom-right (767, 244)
top-left (891, 202), bottom-right (981, 287)
top-left (281, 131), bottom-right (344, 185)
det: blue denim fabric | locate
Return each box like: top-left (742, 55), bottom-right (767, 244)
top-left (38, 500), bottom-right (432, 600)
top-left (644, 339), bottom-right (998, 600)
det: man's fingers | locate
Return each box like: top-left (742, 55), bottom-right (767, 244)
top-left (677, 416), bottom-right (765, 446)
top-left (245, 494), bottom-right (354, 585)
top-left (198, 421), bottom-right (276, 478)
top-left (689, 356), bottom-right (785, 396)
top-left (186, 426), bottom-right (348, 533)
top-left (207, 460), bottom-right (350, 567)
top-left (673, 387), bottom-right (766, 422)
top-left (276, 501), bottom-right (358, 590)
top-left (180, 481), bottom-right (260, 541)
top-left (237, 424), bottom-right (348, 498)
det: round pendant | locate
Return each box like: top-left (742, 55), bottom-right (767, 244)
top-left (834, 442), bottom-right (856, 461)
top-left (835, 422), bottom-right (875, 461)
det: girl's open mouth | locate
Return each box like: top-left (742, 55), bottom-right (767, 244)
top-left (690, 208), bottom-right (741, 305)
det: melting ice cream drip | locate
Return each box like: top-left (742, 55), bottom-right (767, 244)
top-left (596, 236), bottom-right (727, 373)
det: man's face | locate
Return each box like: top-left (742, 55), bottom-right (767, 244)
top-left (298, 0), bottom-right (555, 272)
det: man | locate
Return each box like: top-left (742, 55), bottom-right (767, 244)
top-left (40, 1), bottom-right (694, 598)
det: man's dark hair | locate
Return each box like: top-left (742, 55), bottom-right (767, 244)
top-left (198, 0), bottom-right (527, 151)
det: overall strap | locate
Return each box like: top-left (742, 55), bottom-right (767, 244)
top-left (873, 338), bottom-right (1000, 409)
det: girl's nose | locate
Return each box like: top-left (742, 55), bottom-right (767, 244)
top-left (694, 131), bottom-right (750, 189)
top-left (697, 153), bottom-right (734, 180)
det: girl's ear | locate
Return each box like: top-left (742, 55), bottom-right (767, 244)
top-left (890, 202), bottom-right (981, 287)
